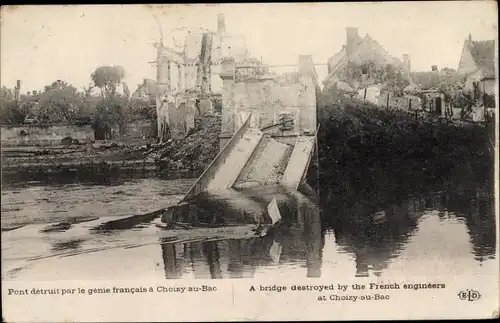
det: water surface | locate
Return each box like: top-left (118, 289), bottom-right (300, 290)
top-left (1, 174), bottom-right (495, 280)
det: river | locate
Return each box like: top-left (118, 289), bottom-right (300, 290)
top-left (1, 172), bottom-right (496, 281)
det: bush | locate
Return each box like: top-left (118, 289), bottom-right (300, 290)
top-left (91, 96), bottom-right (127, 140)
top-left (0, 99), bottom-right (26, 125)
top-left (127, 99), bottom-right (156, 121)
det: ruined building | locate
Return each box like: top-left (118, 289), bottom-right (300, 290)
top-left (323, 27), bottom-right (410, 91)
top-left (218, 55), bottom-right (320, 148)
top-left (154, 14), bottom-right (255, 141)
top-left (457, 33), bottom-right (496, 97)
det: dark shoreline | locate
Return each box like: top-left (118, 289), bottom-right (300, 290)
top-left (0, 168), bottom-right (197, 190)
top-left (315, 93), bottom-right (495, 229)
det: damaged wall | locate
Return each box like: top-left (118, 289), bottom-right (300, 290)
top-left (357, 85), bottom-right (382, 105)
top-left (155, 14), bottom-right (251, 142)
top-left (375, 91), bottom-right (423, 111)
top-left (356, 85), bottom-right (424, 111)
top-left (154, 36), bottom-right (221, 141)
top-left (220, 57), bottom-right (318, 148)
top-left (108, 120), bottom-right (157, 143)
top-left (1, 124), bottom-right (94, 147)
top-left (157, 92), bottom-right (218, 140)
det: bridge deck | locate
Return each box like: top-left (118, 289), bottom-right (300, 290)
top-left (206, 128), bottom-right (264, 191)
top-left (233, 136), bottom-right (293, 189)
top-left (280, 136), bottom-right (316, 191)
top-left (186, 124), bottom-right (316, 198)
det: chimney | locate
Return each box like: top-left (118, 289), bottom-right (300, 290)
top-left (402, 54), bottom-right (411, 73)
top-left (15, 80), bottom-right (21, 102)
top-left (431, 65), bottom-right (438, 72)
top-left (346, 27), bottom-right (359, 59)
top-left (468, 33), bottom-right (472, 42)
top-left (217, 13), bottom-right (226, 34)
top-left (298, 55), bottom-right (315, 78)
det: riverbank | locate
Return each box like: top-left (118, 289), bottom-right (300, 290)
top-left (1, 114), bottom-right (222, 181)
top-left (316, 90), bottom-right (495, 222)
top-left (2, 95), bottom-right (494, 190)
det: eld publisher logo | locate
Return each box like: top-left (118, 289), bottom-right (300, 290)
top-left (458, 289), bottom-right (481, 302)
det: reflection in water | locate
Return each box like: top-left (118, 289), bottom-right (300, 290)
top-left (224, 240), bottom-right (257, 279)
top-left (446, 189), bottom-right (496, 262)
top-left (51, 239), bottom-right (85, 252)
top-left (332, 197), bottom-right (426, 277)
top-left (328, 186), bottom-right (495, 278)
top-left (160, 189), bottom-right (325, 279)
top-left (190, 242), bottom-right (222, 279)
top-left (91, 209), bottom-right (164, 232)
top-left (161, 243), bottom-right (186, 279)
top-left (158, 182), bottom-right (495, 279)
top-left (1, 170), bottom-right (146, 189)
top-left (40, 222), bottom-right (73, 233)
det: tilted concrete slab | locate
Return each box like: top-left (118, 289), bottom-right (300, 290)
top-left (182, 113), bottom-right (254, 201)
top-left (206, 128), bottom-right (264, 191)
top-left (280, 136), bottom-right (316, 191)
top-left (233, 136), bottom-right (293, 189)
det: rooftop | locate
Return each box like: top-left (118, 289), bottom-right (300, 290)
top-left (468, 39), bottom-right (496, 78)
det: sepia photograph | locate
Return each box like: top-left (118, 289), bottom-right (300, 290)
top-left (1, 2), bottom-right (498, 321)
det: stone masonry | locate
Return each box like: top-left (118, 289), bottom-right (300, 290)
top-left (219, 56), bottom-right (319, 148)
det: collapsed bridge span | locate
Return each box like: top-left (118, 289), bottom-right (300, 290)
top-left (162, 55), bottom-right (320, 228)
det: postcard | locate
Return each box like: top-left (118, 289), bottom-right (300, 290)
top-left (1, 2), bottom-right (498, 321)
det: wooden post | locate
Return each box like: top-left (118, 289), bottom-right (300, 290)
top-left (15, 80), bottom-right (21, 103)
top-left (386, 93), bottom-right (390, 109)
top-left (315, 130), bottom-right (320, 197)
top-left (363, 88), bottom-right (367, 101)
top-left (483, 80), bottom-right (486, 119)
top-left (409, 98), bottom-right (412, 111)
top-left (167, 60), bottom-right (172, 92)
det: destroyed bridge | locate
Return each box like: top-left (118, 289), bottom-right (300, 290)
top-left (152, 15), bottom-right (321, 227)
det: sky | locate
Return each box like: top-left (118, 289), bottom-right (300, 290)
top-left (1, 2), bottom-right (497, 93)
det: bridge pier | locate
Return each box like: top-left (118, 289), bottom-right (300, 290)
top-left (182, 55), bottom-right (320, 203)
top-left (218, 55), bottom-right (319, 149)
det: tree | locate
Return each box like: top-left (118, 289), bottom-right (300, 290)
top-left (82, 83), bottom-right (95, 98)
top-left (92, 96), bottom-right (128, 139)
top-left (382, 70), bottom-right (409, 97)
top-left (91, 66), bottom-right (125, 98)
top-left (122, 82), bottom-right (130, 101)
top-left (440, 67), bottom-right (456, 75)
top-left (37, 80), bottom-right (83, 122)
top-left (43, 80), bottom-right (68, 92)
top-left (0, 86), bottom-right (36, 124)
top-left (127, 98), bottom-right (156, 121)
top-left (0, 99), bottom-right (25, 125)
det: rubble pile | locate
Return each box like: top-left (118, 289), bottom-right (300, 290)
top-left (150, 113), bottom-right (222, 176)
